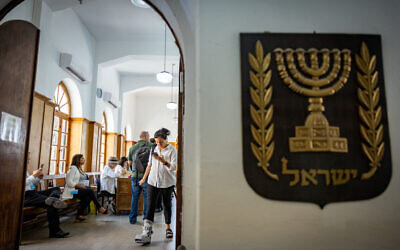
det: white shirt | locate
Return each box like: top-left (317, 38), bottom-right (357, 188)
top-left (62, 165), bottom-right (81, 199)
top-left (114, 165), bottom-right (125, 178)
top-left (25, 174), bottom-right (40, 191)
top-left (101, 165), bottom-right (118, 194)
top-left (147, 144), bottom-right (177, 188)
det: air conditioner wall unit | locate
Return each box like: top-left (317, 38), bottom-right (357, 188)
top-left (59, 53), bottom-right (90, 83)
top-left (103, 91), bottom-right (121, 109)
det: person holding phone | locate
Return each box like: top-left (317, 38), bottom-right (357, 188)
top-left (24, 167), bottom-right (69, 238)
top-left (135, 128), bottom-right (177, 245)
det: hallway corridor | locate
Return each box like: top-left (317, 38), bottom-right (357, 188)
top-left (20, 208), bottom-right (175, 249)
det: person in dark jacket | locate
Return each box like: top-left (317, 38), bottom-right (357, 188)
top-left (24, 168), bottom-right (69, 238)
top-left (128, 131), bottom-right (153, 224)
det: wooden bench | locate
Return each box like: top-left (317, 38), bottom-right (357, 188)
top-left (21, 172), bottom-right (101, 231)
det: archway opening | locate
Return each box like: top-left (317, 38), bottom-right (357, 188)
top-left (0, 0), bottom-right (186, 248)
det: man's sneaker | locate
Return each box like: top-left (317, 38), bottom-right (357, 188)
top-left (49, 229), bottom-right (70, 238)
top-left (135, 219), bottom-right (152, 245)
top-left (45, 197), bottom-right (67, 209)
top-left (129, 216), bottom-right (137, 224)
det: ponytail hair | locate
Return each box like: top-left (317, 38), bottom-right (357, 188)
top-left (119, 156), bottom-right (128, 166)
top-left (154, 128), bottom-right (170, 140)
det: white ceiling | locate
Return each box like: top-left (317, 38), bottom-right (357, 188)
top-left (66, 0), bottom-right (170, 41)
top-left (132, 86), bottom-right (179, 97)
top-left (44, 0), bottom-right (180, 77)
top-left (102, 55), bottom-right (180, 75)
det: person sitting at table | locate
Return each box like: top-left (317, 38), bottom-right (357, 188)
top-left (24, 168), bottom-right (69, 238)
top-left (100, 156), bottom-right (127, 213)
top-left (62, 154), bottom-right (106, 221)
top-left (115, 156), bottom-right (131, 178)
top-left (101, 156), bottom-right (126, 194)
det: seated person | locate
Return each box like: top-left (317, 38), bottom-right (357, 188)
top-left (24, 168), bottom-right (69, 238)
top-left (101, 156), bottom-right (126, 195)
top-left (114, 156), bottom-right (131, 178)
top-left (62, 154), bottom-right (106, 221)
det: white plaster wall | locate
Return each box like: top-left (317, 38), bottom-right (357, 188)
top-left (95, 66), bottom-right (120, 132)
top-left (121, 92), bottom-right (136, 140)
top-left (149, 0), bottom-right (200, 248)
top-left (0, 0), bottom-right (33, 24)
top-left (33, 3), bottom-right (95, 119)
top-left (120, 75), bottom-right (170, 93)
top-left (123, 90), bottom-right (178, 142)
top-left (96, 38), bottom-right (178, 65)
top-left (191, 0), bottom-right (400, 249)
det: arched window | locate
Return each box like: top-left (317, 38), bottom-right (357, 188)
top-left (50, 82), bottom-right (71, 174)
top-left (100, 112), bottom-right (107, 171)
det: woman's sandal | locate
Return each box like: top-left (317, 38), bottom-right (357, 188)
top-left (98, 207), bottom-right (107, 214)
top-left (166, 228), bottom-right (173, 239)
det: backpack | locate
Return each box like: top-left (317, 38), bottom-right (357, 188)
top-left (134, 143), bottom-right (152, 174)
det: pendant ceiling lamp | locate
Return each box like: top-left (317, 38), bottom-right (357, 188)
top-left (157, 24), bottom-right (172, 84)
top-left (166, 64), bottom-right (178, 110)
top-left (130, 0), bottom-right (150, 8)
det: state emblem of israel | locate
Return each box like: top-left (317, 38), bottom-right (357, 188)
top-left (240, 33), bottom-right (392, 207)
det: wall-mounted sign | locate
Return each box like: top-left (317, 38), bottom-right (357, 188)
top-left (0, 112), bottom-right (22, 144)
top-left (240, 33), bottom-right (392, 208)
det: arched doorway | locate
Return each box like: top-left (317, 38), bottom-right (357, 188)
top-left (0, 1), bottom-right (186, 248)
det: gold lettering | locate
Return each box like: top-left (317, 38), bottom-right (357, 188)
top-left (301, 169), bottom-right (318, 186)
top-left (351, 169), bottom-right (358, 178)
top-left (317, 169), bottom-right (330, 185)
top-left (281, 157), bottom-right (300, 186)
top-left (331, 169), bottom-right (351, 185)
top-left (281, 156), bottom-right (358, 186)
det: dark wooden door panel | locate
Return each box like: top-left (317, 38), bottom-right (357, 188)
top-left (0, 20), bottom-right (39, 249)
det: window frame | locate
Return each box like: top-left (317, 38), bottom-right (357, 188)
top-left (99, 112), bottom-right (107, 171)
top-left (50, 82), bottom-right (71, 175)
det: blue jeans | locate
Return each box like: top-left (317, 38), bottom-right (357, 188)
top-left (129, 177), bottom-right (147, 223)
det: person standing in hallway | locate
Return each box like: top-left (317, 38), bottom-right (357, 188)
top-left (150, 137), bottom-right (163, 213)
top-left (128, 131), bottom-right (153, 224)
top-left (135, 128), bottom-right (177, 245)
top-left (62, 154), bottom-right (106, 221)
top-left (24, 168), bottom-right (69, 238)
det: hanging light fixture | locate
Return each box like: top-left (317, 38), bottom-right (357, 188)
top-left (157, 24), bottom-right (173, 83)
top-left (130, 0), bottom-right (150, 8)
top-left (166, 64), bottom-right (178, 110)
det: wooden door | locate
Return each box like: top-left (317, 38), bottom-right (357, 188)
top-left (27, 93), bottom-right (56, 177)
top-left (26, 97), bottom-right (44, 174)
top-left (0, 20), bottom-right (39, 249)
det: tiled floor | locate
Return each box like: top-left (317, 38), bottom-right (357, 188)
top-left (20, 206), bottom-right (175, 250)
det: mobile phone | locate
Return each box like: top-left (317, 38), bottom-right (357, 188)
top-left (40, 164), bottom-right (44, 169)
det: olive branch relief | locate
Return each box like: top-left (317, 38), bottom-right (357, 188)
top-left (248, 41), bottom-right (278, 181)
top-left (356, 42), bottom-right (385, 180)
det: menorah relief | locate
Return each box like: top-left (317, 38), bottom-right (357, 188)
top-left (274, 48), bottom-right (352, 153)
